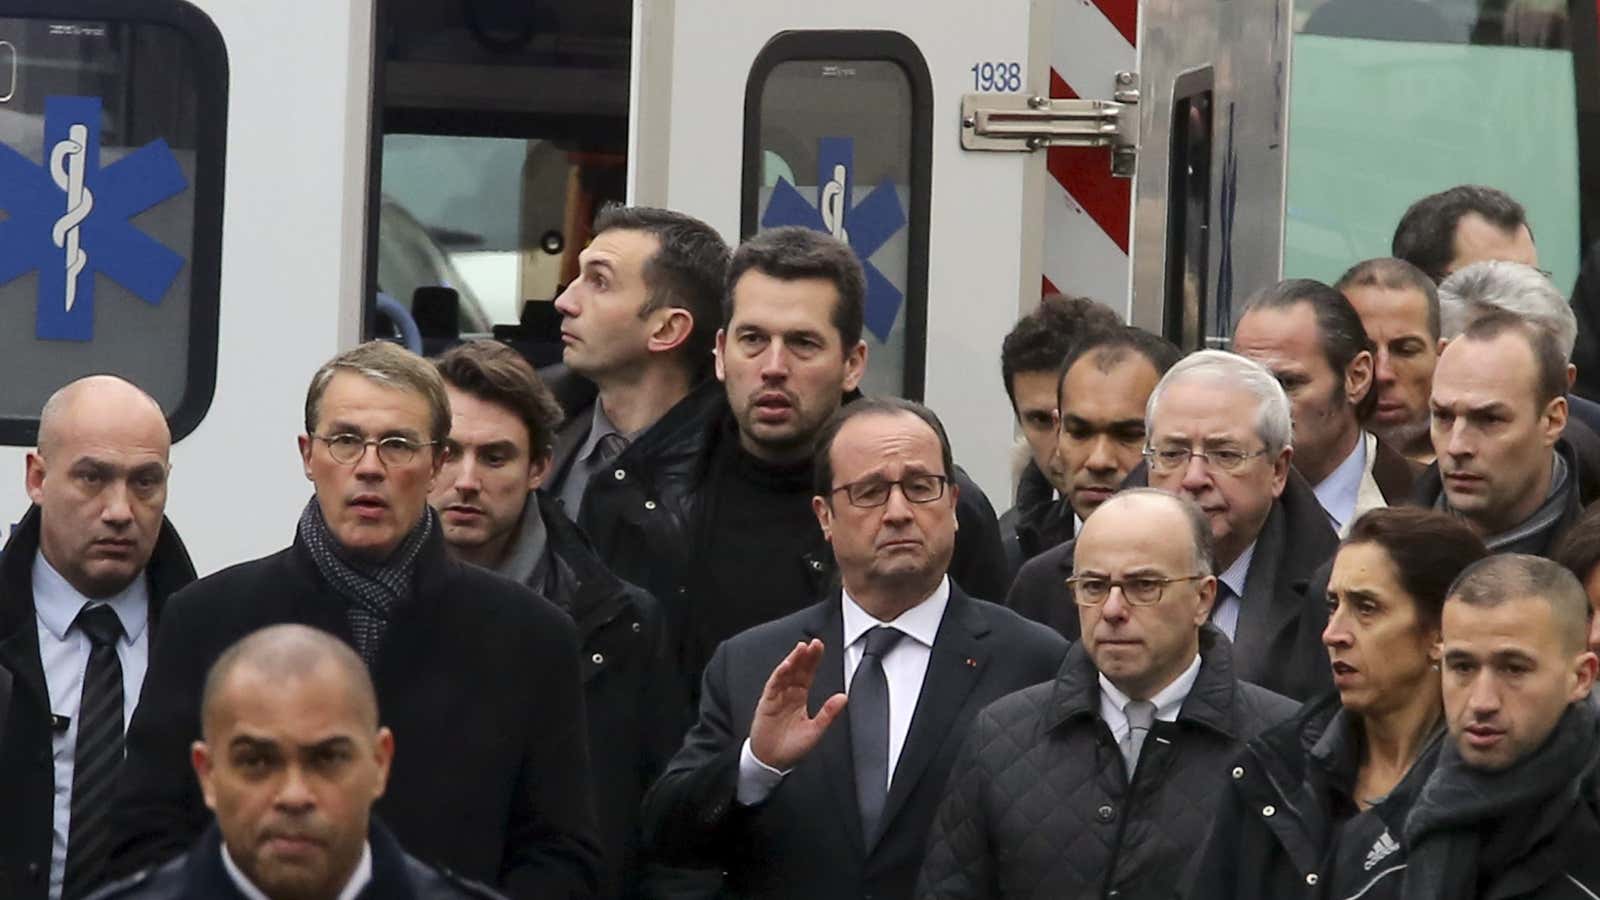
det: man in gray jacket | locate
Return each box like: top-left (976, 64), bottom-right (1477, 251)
top-left (919, 489), bottom-right (1298, 900)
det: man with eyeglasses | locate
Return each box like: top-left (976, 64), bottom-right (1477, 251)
top-left (108, 342), bottom-right (602, 900)
top-left (642, 398), bottom-right (1064, 900)
top-left (919, 489), bottom-right (1297, 900)
top-left (1133, 350), bottom-right (1340, 701)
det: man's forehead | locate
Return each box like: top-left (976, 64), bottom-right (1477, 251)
top-left (583, 228), bottom-right (660, 270)
top-left (1077, 501), bottom-right (1189, 566)
top-left (1151, 381), bottom-right (1257, 435)
top-left (1434, 335), bottom-right (1537, 402)
top-left (445, 387), bottom-right (529, 446)
top-left (831, 414), bottom-right (943, 474)
top-left (1346, 284), bottom-right (1430, 326)
top-left (1444, 596), bottom-right (1558, 647)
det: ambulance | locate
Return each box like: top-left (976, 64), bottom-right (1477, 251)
top-left (0, 0), bottom-right (1591, 571)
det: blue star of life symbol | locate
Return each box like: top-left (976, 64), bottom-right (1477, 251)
top-left (761, 137), bottom-right (908, 342)
top-left (0, 95), bottom-right (189, 341)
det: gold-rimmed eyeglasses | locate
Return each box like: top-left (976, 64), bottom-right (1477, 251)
top-left (311, 433), bottom-right (438, 466)
top-left (1066, 573), bottom-right (1209, 607)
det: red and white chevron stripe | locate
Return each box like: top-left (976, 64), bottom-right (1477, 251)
top-left (1043, 0), bottom-right (1137, 310)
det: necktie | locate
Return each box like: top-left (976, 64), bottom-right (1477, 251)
top-left (61, 604), bottom-right (126, 900)
top-left (1120, 699), bottom-right (1157, 777)
top-left (850, 626), bottom-right (905, 845)
top-left (596, 432), bottom-right (629, 468)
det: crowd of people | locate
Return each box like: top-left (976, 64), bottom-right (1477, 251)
top-left (1, 184), bottom-right (1598, 900)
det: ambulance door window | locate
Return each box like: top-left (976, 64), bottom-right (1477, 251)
top-left (0, 3), bottom-right (226, 445)
top-left (1164, 69), bottom-right (1214, 351)
top-left (742, 31), bottom-right (932, 400)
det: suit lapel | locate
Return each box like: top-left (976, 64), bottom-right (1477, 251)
top-left (1230, 501), bottom-right (1288, 685)
top-left (872, 588), bottom-right (988, 852)
top-left (805, 598), bottom-right (864, 854)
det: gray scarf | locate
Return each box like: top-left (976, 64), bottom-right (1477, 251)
top-left (494, 496), bottom-right (578, 613)
top-left (1436, 451), bottom-right (1570, 552)
top-left (296, 497), bottom-right (433, 666)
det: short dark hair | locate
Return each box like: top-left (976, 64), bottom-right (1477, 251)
top-left (812, 397), bottom-right (955, 499)
top-left (723, 227), bottom-right (866, 352)
top-left (1391, 185), bottom-right (1530, 284)
top-left (1455, 311), bottom-right (1566, 408)
top-left (1001, 294), bottom-right (1121, 412)
top-left (1554, 505), bottom-right (1600, 589)
top-left (1343, 507), bottom-right (1489, 632)
top-left (1056, 325), bottom-right (1181, 411)
top-left (434, 340), bottom-right (565, 459)
top-left (1239, 278), bottom-right (1379, 421)
top-left (1335, 257), bottom-right (1443, 341)
top-left (1447, 554), bottom-right (1591, 654)
top-left (593, 205), bottom-right (731, 377)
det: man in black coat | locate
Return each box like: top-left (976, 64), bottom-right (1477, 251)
top-left (641, 399), bottom-right (1066, 900)
top-left (107, 342), bottom-right (600, 900)
top-left (0, 376), bottom-right (198, 900)
top-left (919, 490), bottom-right (1298, 900)
top-left (428, 341), bottom-right (681, 900)
top-left (1418, 315), bottom-right (1584, 557)
top-left (89, 624), bottom-right (506, 900)
top-left (1006, 326), bottom-right (1178, 637)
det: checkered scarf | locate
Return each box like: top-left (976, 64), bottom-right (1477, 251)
top-left (296, 496), bottom-right (433, 667)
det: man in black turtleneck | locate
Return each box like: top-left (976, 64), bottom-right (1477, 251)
top-left (680, 227), bottom-right (1008, 679)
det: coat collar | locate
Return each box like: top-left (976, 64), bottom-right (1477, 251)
top-left (179, 818), bottom-right (423, 899)
top-left (1044, 625), bottom-right (1245, 738)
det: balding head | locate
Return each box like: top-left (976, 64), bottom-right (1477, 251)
top-left (200, 625), bottom-right (378, 738)
top-left (26, 375), bottom-right (172, 598)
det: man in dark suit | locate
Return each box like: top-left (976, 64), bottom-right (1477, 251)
top-left (107, 342), bottom-right (600, 899)
top-left (89, 624), bottom-right (505, 899)
top-left (0, 376), bottom-right (198, 900)
top-left (641, 398), bottom-right (1066, 900)
top-left (1137, 351), bottom-right (1340, 702)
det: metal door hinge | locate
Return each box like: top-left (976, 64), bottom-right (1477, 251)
top-left (960, 71), bottom-right (1139, 176)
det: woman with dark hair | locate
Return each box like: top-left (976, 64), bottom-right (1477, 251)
top-left (1187, 507), bottom-right (1488, 900)
top-left (1553, 505), bottom-right (1600, 654)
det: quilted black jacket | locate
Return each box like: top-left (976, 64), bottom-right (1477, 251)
top-left (917, 627), bottom-right (1299, 900)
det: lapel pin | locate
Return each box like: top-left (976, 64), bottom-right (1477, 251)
top-left (965, 657), bottom-right (977, 668)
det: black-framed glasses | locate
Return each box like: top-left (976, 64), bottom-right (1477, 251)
top-left (311, 433), bottom-right (438, 466)
top-left (830, 473), bottom-right (948, 508)
top-left (1067, 573), bottom-right (1209, 607)
top-left (1142, 445), bottom-right (1267, 474)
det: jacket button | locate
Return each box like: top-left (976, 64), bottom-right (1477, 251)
top-left (1232, 766), bottom-right (1244, 779)
top-left (26, 861), bottom-right (41, 879)
top-left (1262, 805), bottom-right (1276, 817)
top-left (613, 469), bottom-right (626, 480)
top-left (632, 621), bottom-right (642, 632)
top-left (1305, 874), bottom-right (1319, 886)
top-left (1096, 804), bottom-right (1115, 823)
top-left (809, 560), bottom-right (824, 572)
top-left (644, 500), bottom-right (657, 510)
top-left (592, 653), bottom-right (605, 665)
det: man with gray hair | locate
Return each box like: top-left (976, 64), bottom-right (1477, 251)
top-left (109, 342), bottom-right (601, 899)
top-left (0, 376), bottom-right (197, 900)
top-left (1131, 351), bottom-right (1340, 701)
top-left (918, 489), bottom-right (1297, 899)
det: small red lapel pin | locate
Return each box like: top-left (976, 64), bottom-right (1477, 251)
top-left (965, 657), bottom-right (977, 668)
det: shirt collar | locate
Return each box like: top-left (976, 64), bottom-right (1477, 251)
top-left (841, 576), bottom-right (951, 649)
top-left (1313, 435), bottom-right (1368, 531)
top-left (32, 549), bottom-right (149, 644)
top-left (1098, 651), bottom-right (1202, 722)
top-left (1218, 540), bottom-right (1256, 600)
top-left (575, 400), bottom-right (625, 462)
top-left (221, 840), bottom-right (372, 900)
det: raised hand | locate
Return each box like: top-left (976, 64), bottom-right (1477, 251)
top-left (748, 639), bottom-right (848, 772)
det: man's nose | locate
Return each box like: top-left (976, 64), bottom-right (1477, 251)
top-left (1084, 434), bottom-right (1118, 473)
top-left (452, 455), bottom-right (481, 493)
top-left (880, 484), bottom-right (916, 522)
top-left (1178, 453), bottom-right (1212, 492)
top-left (1099, 584), bottom-right (1131, 623)
top-left (553, 281), bottom-right (581, 317)
top-left (353, 443), bottom-right (387, 479)
top-left (759, 340), bottom-right (789, 380)
top-left (101, 480), bottom-right (134, 525)
top-left (1374, 350), bottom-right (1397, 386)
top-left (275, 765), bottom-right (316, 813)
top-left (1467, 671), bottom-right (1502, 716)
top-left (1442, 418), bottom-right (1473, 458)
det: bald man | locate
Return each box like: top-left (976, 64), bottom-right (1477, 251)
top-left (88, 624), bottom-right (503, 899)
top-left (0, 376), bottom-right (197, 900)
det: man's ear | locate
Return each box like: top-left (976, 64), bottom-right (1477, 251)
top-left (373, 727), bottom-right (395, 799)
top-left (812, 495), bottom-right (834, 544)
top-left (1571, 651), bottom-right (1598, 703)
top-left (645, 308), bottom-right (695, 356)
top-left (842, 340), bottom-right (868, 393)
top-left (1192, 576), bottom-right (1218, 625)
top-left (1543, 395), bottom-right (1569, 448)
top-left (1568, 362), bottom-right (1579, 391)
top-left (527, 452), bottom-right (554, 493)
top-left (1347, 350), bottom-right (1375, 407)
top-left (298, 434), bottom-right (315, 481)
top-left (714, 329), bottom-right (729, 383)
top-left (192, 740), bottom-right (218, 812)
top-left (1269, 446), bottom-right (1292, 498)
top-left (24, 452), bottom-right (46, 505)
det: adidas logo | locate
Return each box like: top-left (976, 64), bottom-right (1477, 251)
top-left (1364, 830), bottom-right (1400, 871)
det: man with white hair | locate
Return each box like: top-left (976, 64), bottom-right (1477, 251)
top-left (1130, 351), bottom-right (1340, 701)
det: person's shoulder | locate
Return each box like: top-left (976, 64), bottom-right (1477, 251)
top-left (977, 676), bottom-right (1058, 732)
top-left (164, 546), bottom-right (299, 616)
top-left (1013, 539), bottom-right (1074, 587)
top-left (442, 560), bottom-right (574, 630)
top-left (967, 592), bottom-right (1068, 651)
top-left (401, 853), bottom-right (510, 899)
top-left (1233, 681), bottom-right (1302, 734)
top-left (83, 853), bottom-right (190, 899)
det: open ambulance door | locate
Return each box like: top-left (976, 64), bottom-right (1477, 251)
top-left (629, 0), bottom-right (1050, 501)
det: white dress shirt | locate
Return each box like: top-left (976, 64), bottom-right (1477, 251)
top-left (1313, 436), bottom-right (1368, 534)
top-left (737, 577), bottom-right (952, 805)
top-left (1212, 542), bottom-right (1256, 641)
top-left (1097, 653), bottom-right (1202, 744)
top-left (34, 551), bottom-right (150, 900)
top-left (222, 839), bottom-right (372, 900)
